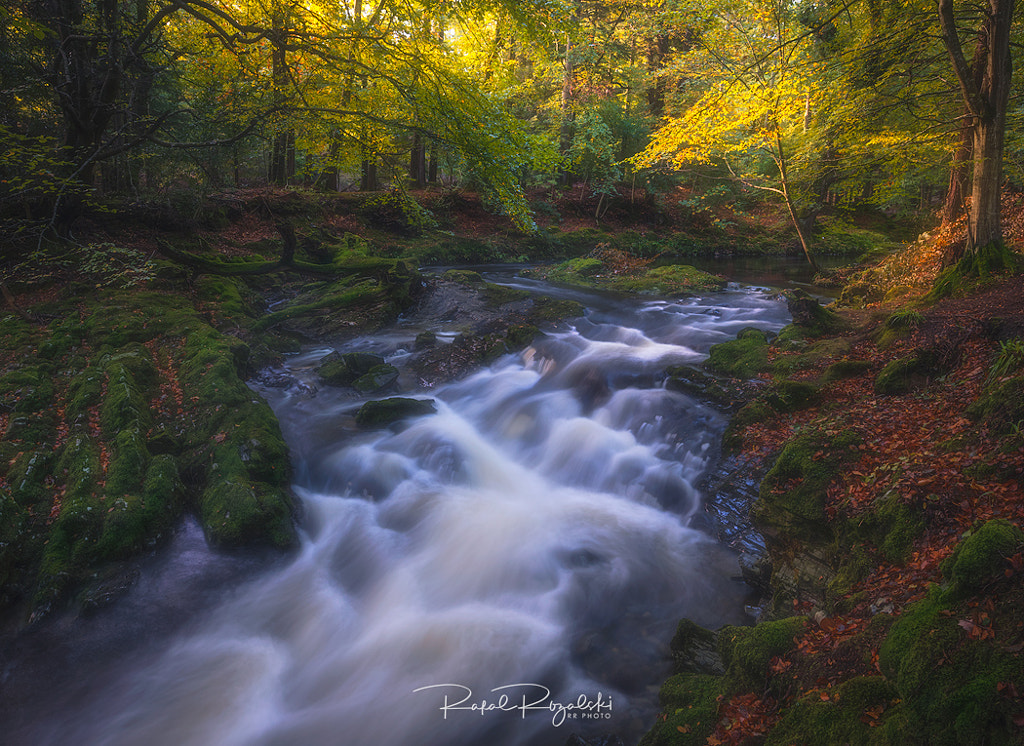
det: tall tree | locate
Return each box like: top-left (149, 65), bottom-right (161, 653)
top-left (939, 0), bottom-right (1016, 256)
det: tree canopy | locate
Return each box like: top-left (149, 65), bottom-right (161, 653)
top-left (1, 0), bottom-right (1020, 254)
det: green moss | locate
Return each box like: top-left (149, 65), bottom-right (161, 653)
top-left (6, 449), bottom-right (52, 508)
top-left (355, 398), bottom-right (437, 428)
top-left (823, 359), bottom-right (873, 383)
top-left (442, 269), bottom-right (485, 285)
top-left (352, 363), bottom-right (400, 393)
top-left (0, 367), bottom-right (54, 413)
top-left (195, 275), bottom-right (250, 317)
top-left (481, 282), bottom-right (530, 307)
top-left (639, 674), bottom-right (723, 746)
top-left (613, 264), bottom-right (726, 295)
top-left (722, 400), bottom-right (773, 451)
top-left (526, 297), bottom-right (585, 323)
top-left (504, 323), bottom-right (540, 350)
top-left (718, 616), bottom-right (808, 693)
top-left (879, 582), bottom-right (1024, 745)
top-left (928, 241), bottom-right (1019, 300)
top-left (782, 290), bottom-right (849, 339)
top-left (251, 280), bottom-right (381, 332)
top-left (100, 361), bottom-right (153, 437)
top-left (968, 372), bottom-right (1024, 435)
top-left (767, 676), bottom-right (902, 746)
top-left (706, 327), bottom-right (770, 379)
top-left (876, 310), bottom-right (925, 348)
top-left (765, 379), bottom-right (820, 413)
top-left (941, 520), bottom-right (1024, 599)
top-left (874, 350), bottom-right (942, 395)
top-left (200, 480), bottom-right (295, 549)
top-left (95, 454), bottom-right (183, 560)
top-left (4, 410), bottom-right (56, 446)
top-left (854, 493), bottom-right (925, 564)
top-left (106, 426), bottom-right (150, 497)
top-left (317, 351), bottom-right (387, 386)
top-left (754, 428), bottom-right (861, 541)
top-left (66, 366), bottom-right (104, 423)
top-left (772, 338), bottom-right (852, 376)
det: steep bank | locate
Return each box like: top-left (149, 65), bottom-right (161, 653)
top-left (642, 221), bottom-right (1024, 744)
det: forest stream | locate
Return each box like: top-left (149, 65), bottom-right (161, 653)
top-left (3, 269), bottom-right (798, 746)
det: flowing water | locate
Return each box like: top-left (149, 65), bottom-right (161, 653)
top-left (2, 270), bottom-right (794, 746)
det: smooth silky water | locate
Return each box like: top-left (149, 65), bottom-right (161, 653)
top-left (2, 271), bottom-right (793, 746)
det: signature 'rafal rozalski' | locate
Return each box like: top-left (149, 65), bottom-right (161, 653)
top-left (412, 683), bottom-right (613, 727)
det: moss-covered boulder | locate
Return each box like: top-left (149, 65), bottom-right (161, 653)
top-left (719, 616), bottom-right (808, 693)
top-left (355, 397), bottom-right (437, 429)
top-left (706, 327), bottom-right (770, 379)
top-left (874, 350), bottom-right (942, 394)
top-left (754, 428), bottom-right (862, 541)
top-left (317, 351), bottom-right (387, 387)
top-left (782, 289), bottom-right (848, 338)
top-left (766, 676), bottom-right (902, 746)
top-left (940, 519), bottom-right (1024, 599)
top-left (353, 363), bottom-right (400, 393)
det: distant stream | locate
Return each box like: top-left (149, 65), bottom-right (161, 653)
top-left (3, 265), bottom-right (799, 746)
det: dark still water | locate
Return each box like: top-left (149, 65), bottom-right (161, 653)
top-left (2, 270), bottom-right (793, 746)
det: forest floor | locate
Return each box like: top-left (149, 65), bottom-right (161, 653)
top-left (2, 186), bottom-right (1023, 744)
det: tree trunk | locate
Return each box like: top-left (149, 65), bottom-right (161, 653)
top-left (939, 0), bottom-right (1015, 256)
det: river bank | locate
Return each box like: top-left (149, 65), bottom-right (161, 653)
top-left (641, 219), bottom-right (1024, 745)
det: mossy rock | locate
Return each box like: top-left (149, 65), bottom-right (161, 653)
top-left (722, 400), bottom-right (774, 452)
top-left (352, 363), bottom-right (400, 393)
top-left (767, 676), bottom-right (902, 746)
top-left (772, 338), bottom-right (852, 376)
top-left (317, 351), bottom-right (387, 387)
top-left (851, 493), bottom-right (925, 565)
top-left (95, 454), bottom-right (184, 561)
top-left (754, 428), bottom-right (862, 541)
top-left (718, 616), bottom-right (808, 693)
top-left (669, 619), bottom-right (725, 676)
top-left (782, 289), bottom-right (848, 338)
top-left (414, 331), bottom-right (437, 350)
top-left (967, 373), bottom-right (1024, 435)
top-left (940, 519), bottom-right (1024, 599)
top-left (706, 327), bottom-right (770, 379)
top-left (481, 282), bottom-right (530, 307)
top-left (874, 350), bottom-right (942, 395)
top-left (355, 397), bottom-right (437, 429)
top-left (639, 673), bottom-right (723, 746)
top-left (611, 264), bottom-right (726, 295)
top-left (0, 367), bottom-right (54, 413)
top-left (6, 449), bottom-right (52, 508)
top-left (105, 426), bottom-right (150, 497)
top-left (765, 379), bottom-right (820, 413)
top-left (194, 275), bottom-right (254, 319)
top-left (823, 359), bottom-right (873, 383)
top-left (441, 269), bottom-right (485, 285)
top-left (200, 480), bottom-right (295, 549)
top-left (527, 297), bottom-right (586, 323)
top-left (100, 361), bottom-right (154, 437)
top-left (879, 582), bottom-right (1024, 745)
top-left (504, 324), bottom-right (540, 350)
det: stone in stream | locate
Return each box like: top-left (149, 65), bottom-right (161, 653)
top-left (355, 397), bottom-right (437, 429)
top-left (316, 351), bottom-right (388, 387)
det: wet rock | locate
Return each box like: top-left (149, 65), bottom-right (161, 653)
top-left (352, 363), bottom-right (400, 393)
top-left (317, 351), bottom-right (387, 386)
top-left (669, 620), bottom-right (725, 676)
top-left (355, 397), bottom-right (437, 429)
